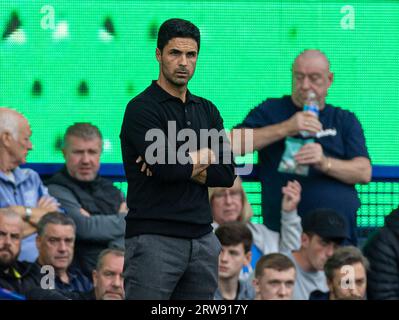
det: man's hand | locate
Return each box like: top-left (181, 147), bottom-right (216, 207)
top-left (191, 170), bottom-right (207, 184)
top-left (136, 156), bottom-right (152, 176)
top-left (295, 142), bottom-right (327, 170)
top-left (189, 148), bottom-right (215, 178)
top-left (38, 196), bottom-right (60, 212)
top-left (281, 180), bottom-right (302, 213)
top-left (188, 148), bottom-right (216, 166)
top-left (285, 111), bottom-right (322, 136)
top-left (118, 202), bottom-right (128, 214)
top-left (7, 196), bottom-right (60, 229)
top-left (136, 148), bottom-right (215, 179)
top-left (80, 208), bottom-right (91, 217)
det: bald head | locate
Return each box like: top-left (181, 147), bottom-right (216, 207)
top-left (293, 49), bottom-right (331, 71)
top-left (291, 49), bottom-right (333, 109)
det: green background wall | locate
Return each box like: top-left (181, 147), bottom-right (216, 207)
top-left (1, 0), bottom-right (398, 227)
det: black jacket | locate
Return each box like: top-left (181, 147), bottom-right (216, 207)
top-left (0, 261), bottom-right (41, 297)
top-left (46, 167), bottom-right (125, 276)
top-left (309, 290), bottom-right (330, 300)
top-left (363, 207), bottom-right (399, 300)
top-left (0, 261), bottom-right (96, 300)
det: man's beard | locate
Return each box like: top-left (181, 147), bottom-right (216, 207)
top-left (0, 248), bottom-right (18, 269)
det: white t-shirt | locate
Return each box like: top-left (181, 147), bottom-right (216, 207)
top-left (285, 251), bottom-right (328, 300)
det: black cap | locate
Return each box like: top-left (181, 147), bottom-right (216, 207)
top-left (302, 208), bottom-right (348, 242)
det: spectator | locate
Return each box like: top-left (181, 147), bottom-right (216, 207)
top-left (0, 208), bottom-right (41, 296)
top-left (253, 253), bottom-right (296, 300)
top-left (0, 107), bottom-right (60, 262)
top-left (47, 123), bottom-right (126, 276)
top-left (210, 177), bottom-right (302, 277)
top-left (286, 208), bottom-right (348, 299)
top-left (214, 222), bottom-right (255, 300)
top-left (231, 49), bottom-right (371, 245)
top-left (310, 246), bottom-right (368, 300)
top-left (36, 212), bottom-right (92, 293)
top-left (25, 248), bottom-right (125, 300)
top-left (92, 248), bottom-right (125, 300)
top-left (363, 206), bottom-right (399, 300)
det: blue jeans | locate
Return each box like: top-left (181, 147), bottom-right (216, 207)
top-left (123, 232), bottom-right (221, 300)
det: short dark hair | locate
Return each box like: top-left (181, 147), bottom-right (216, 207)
top-left (37, 212), bottom-right (76, 237)
top-left (63, 122), bottom-right (102, 149)
top-left (324, 246), bottom-right (369, 281)
top-left (215, 221), bottom-right (252, 253)
top-left (255, 253), bottom-right (296, 278)
top-left (96, 248), bottom-right (125, 271)
top-left (157, 18), bottom-right (200, 53)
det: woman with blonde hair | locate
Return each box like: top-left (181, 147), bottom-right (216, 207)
top-left (209, 177), bottom-right (302, 278)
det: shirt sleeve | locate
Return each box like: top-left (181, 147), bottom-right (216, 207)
top-left (121, 100), bottom-right (193, 182)
top-left (204, 103), bottom-right (236, 187)
top-left (30, 169), bottom-right (59, 205)
top-left (279, 210), bottom-right (302, 252)
top-left (343, 112), bottom-right (370, 160)
top-left (234, 100), bottom-right (272, 129)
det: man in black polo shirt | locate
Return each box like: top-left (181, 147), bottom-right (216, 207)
top-left (120, 18), bottom-right (236, 299)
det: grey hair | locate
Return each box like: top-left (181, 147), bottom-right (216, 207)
top-left (96, 248), bottom-right (125, 271)
top-left (63, 122), bottom-right (103, 149)
top-left (324, 246), bottom-right (370, 281)
top-left (37, 212), bottom-right (76, 237)
top-left (0, 107), bottom-right (21, 140)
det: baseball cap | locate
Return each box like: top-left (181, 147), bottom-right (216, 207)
top-left (302, 208), bottom-right (348, 242)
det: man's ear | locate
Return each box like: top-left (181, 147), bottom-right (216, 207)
top-left (0, 131), bottom-right (12, 147)
top-left (35, 235), bottom-right (42, 250)
top-left (92, 270), bottom-right (98, 287)
top-left (244, 251), bottom-right (252, 267)
top-left (327, 72), bottom-right (334, 88)
top-left (252, 277), bottom-right (260, 293)
top-left (301, 233), bottom-right (310, 248)
top-left (62, 147), bottom-right (67, 160)
top-left (156, 48), bottom-right (162, 63)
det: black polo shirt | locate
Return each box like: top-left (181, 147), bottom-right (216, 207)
top-left (120, 81), bottom-right (235, 239)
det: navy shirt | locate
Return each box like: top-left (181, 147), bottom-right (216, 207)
top-left (54, 268), bottom-right (93, 293)
top-left (237, 96), bottom-right (370, 244)
top-left (35, 262), bottom-right (92, 293)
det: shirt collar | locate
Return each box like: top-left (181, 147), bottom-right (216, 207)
top-left (0, 167), bottom-right (29, 185)
top-left (149, 80), bottom-right (201, 104)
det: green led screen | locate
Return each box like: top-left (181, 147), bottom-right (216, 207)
top-left (1, 0), bottom-right (398, 164)
top-left (1, 1), bottom-right (398, 228)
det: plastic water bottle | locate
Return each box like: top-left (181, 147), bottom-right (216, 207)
top-left (300, 91), bottom-right (319, 138)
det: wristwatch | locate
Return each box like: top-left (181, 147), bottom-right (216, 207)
top-left (24, 207), bottom-right (32, 222)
